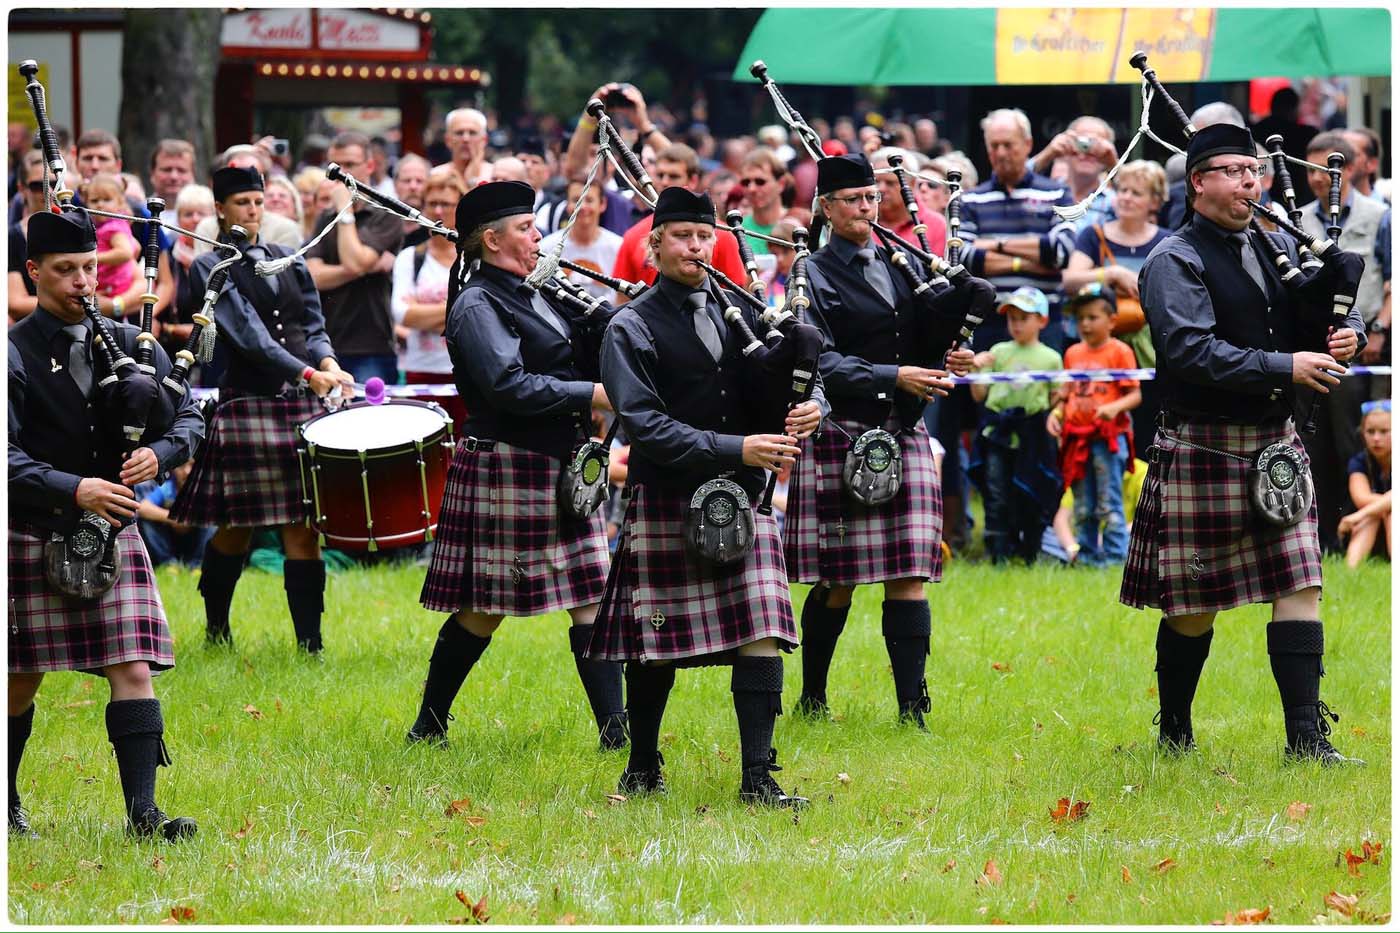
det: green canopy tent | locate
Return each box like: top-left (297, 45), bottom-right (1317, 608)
top-left (733, 8), bottom-right (1390, 86)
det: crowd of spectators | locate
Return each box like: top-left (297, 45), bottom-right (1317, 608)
top-left (6, 79), bottom-right (1390, 566)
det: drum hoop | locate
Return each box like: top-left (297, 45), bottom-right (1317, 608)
top-left (299, 398), bottom-right (452, 456)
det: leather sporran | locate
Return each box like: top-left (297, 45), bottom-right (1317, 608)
top-left (683, 478), bottom-right (756, 567)
top-left (843, 428), bottom-right (903, 506)
top-left (557, 440), bottom-right (610, 520)
top-left (1248, 442), bottom-right (1313, 527)
top-left (43, 512), bottom-right (121, 601)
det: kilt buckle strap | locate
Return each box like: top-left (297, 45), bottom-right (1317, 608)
top-left (463, 437), bottom-right (497, 453)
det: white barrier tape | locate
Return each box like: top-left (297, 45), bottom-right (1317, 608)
top-left (188, 366), bottom-right (1391, 402)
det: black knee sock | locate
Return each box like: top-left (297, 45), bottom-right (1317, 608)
top-left (882, 600), bottom-right (931, 715)
top-left (199, 543), bottom-right (246, 641)
top-left (1267, 619), bottom-right (1326, 747)
top-left (412, 617), bottom-right (492, 735)
top-left (9, 704), bottom-right (34, 811)
top-left (624, 662), bottom-right (675, 773)
top-left (568, 624), bottom-right (625, 735)
top-left (1155, 621), bottom-right (1214, 743)
top-left (283, 559), bottom-right (327, 653)
top-left (105, 699), bottom-right (169, 822)
top-left (732, 655), bottom-right (784, 773)
top-left (799, 589), bottom-right (849, 705)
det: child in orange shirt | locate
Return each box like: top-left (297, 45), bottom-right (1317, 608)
top-left (1047, 283), bottom-right (1141, 565)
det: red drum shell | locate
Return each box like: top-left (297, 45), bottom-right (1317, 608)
top-left (297, 399), bottom-right (454, 551)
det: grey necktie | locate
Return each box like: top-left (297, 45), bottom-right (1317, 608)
top-left (688, 291), bottom-right (723, 362)
top-left (63, 323), bottom-right (92, 396)
top-left (1232, 231), bottom-right (1270, 296)
top-left (244, 245), bottom-right (280, 297)
top-left (856, 247), bottom-right (897, 306)
top-left (529, 290), bottom-right (570, 339)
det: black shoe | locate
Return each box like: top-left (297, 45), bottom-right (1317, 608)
top-left (1284, 702), bottom-right (1363, 766)
top-left (8, 801), bottom-right (35, 838)
top-left (739, 749), bottom-right (809, 810)
top-left (128, 805), bottom-right (197, 842)
top-left (1153, 711), bottom-right (1196, 754)
top-left (599, 712), bottom-right (629, 752)
top-left (897, 679), bottom-right (931, 732)
top-left (406, 711), bottom-right (451, 748)
top-left (618, 752), bottom-right (665, 795)
top-left (793, 693), bottom-right (830, 719)
top-left (205, 625), bottom-right (233, 647)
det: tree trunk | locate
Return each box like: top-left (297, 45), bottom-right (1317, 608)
top-left (118, 9), bottom-right (223, 190)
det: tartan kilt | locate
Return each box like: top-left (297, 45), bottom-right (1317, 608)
top-left (586, 484), bottom-right (798, 666)
top-left (1120, 419), bottom-right (1323, 616)
top-left (169, 392), bottom-right (324, 528)
top-left (419, 439), bottom-right (609, 616)
top-left (783, 416), bottom-right (943, 586)
top-left (8, 524), bottom-right (174, 674)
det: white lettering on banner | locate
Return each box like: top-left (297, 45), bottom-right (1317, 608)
top-left (221, 9), bottom-right (312, 49)
top-left (317, 10), bottom-right (420, 52)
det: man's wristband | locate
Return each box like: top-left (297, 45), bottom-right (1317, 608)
top-left (995, 238), bottom-right (1007, 254)
top-left (337, 212), bottom-right (356, 226)
top-left (579, 115), bottom-right (598, 131)
top-left (301, 366), bottom-right (316, 384)
top-left (1011, 257), bottom-right (1023, 273)
top-left (1369, 319), bottom-right (1388, 334)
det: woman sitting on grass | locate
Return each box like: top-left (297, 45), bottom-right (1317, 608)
top-left (1339, 400), bottom-right (1391, 567)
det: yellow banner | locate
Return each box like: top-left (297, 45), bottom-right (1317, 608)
top-left (1115, 9), bottom-right (1216, 83)
top-left (8, 62), bottom-right (46, 132)
top-left (995, 8), bottom-right (1217, 85)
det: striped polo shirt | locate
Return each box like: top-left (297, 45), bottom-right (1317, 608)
top-left (955, 170), bottom-right (1078, 314)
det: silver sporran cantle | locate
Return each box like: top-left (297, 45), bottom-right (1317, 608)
top-left (1249, 442), bottom-right (1313, 527)
top-left (684, 477), bottom-right (756, 567)
top-left (843, 428), bottom-right (903, 506)
top-left (558, 440), bottom-right (610, 520)
top-left (43, 512), bottom-right (122, 601)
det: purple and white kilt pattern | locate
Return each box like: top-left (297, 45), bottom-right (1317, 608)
top-left (586, 484), bottom-right (798, 666)
top-left (783, 416), bottom-right (943, 586)
top-left (1120, 419), bottom-right (1323, 616)
top-left (8, 524), bottom-right (175, 674)
top-left (420, 439), bottom-right (609, 616)
top-left (169, 392), bottom-right (324, 528)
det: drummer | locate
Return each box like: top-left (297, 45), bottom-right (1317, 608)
top-left (405, 180), bottom-right (625, 751)
top-left (169, 166), bottom-right (351, 654)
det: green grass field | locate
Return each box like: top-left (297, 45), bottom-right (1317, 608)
top-left (7, 557), bottom-right (1390, 925)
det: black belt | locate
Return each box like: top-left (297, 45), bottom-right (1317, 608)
top-left (1158, 410), bottom-right (1290, 432)
top-left (462, 437), bottom-right (496, 452)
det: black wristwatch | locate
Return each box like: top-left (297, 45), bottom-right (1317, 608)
top-left (1369, 320), bottom-right (1388, 334)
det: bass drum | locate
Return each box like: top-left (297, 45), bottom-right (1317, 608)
top-left (298, 399), bottom-right (454, 551)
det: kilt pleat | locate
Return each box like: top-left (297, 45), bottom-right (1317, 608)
top-left (1120, 419), bottom-right (1323, 615)
top-left (586, 484), bottom-right (798, 666)
top-left (169, 393), bottom-right (324, 528)
top-left (783, 417), bottom-right (943, 586)
top-left (8, 525), bottom-right (174, 674)
top-left (419, 439), bottom-right (609, 616)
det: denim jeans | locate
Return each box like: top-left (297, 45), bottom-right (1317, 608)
top-left (982, 445), bottom-right (1044, 564)
top-left (139, 519), bottom-right (215, 568)
top-left (340, 354), bottom-right (400, 386)
top-left (1071, 438), bottom-right (1129, 566)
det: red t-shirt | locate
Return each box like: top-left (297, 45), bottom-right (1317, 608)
top-left (1062, 338), bottom-right (1138, 430)
top-left (612, 214), bottom-right (750, 289)
top-left (892, 212), bottom-right (948, 259)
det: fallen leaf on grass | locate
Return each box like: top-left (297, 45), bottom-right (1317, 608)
top-left (1049, 797), bottom-right (1090, 823)
top-left (455, 891), bottom-right (489, 923)
top-left (1345, 840), bottom-right (1384, 876)
top-left (1286, 801), bottom-right (1312, 822)
top-left (1153, 858), bottom-right (1178, 874)
top-left (1325, 891), bottom-right (1358, 916)
top-left (232, 816), bottom-right (253, 839)
top-left (991, 662), bottom-right (1011, 672)
top-left (1213, 906), bottom-right (1270, 925)
top-left (462, 815), bottom-right (487, 828)
top-left (941, 859), bottom-right (956, 873)
top-left (582, 809), bottom-right (597, 821)
top-left (604, 794), bottom-right (627, 805)
top-left (1121, 865), bottom-right (1133, 884)
top-left (29, 882), bottom-right (46, 892)
top-left (166, 906), bottom-right (197, 924)
top-left (274, 698), bottom-right (284, 714)
top-left (1214, 802), bottom-right (1227, 815)
top-left (560, 914), bottom-right (576, 924)
top-left (977, 859), bottom-right (1002, 887)
top-left (445, 797), bottom-right (472, 817)
top-left (1351, 727), bottom-right (1367, 738)
top-left (1066, 893), bottom-right (1077, 904)
top-left (77, 859), bottom-right (102, 872)
top-left (1212, 767), bottom-right (1238, 785)
top-left (836, 773), bottom-right (852, 785)
top-left (242, 704), bottom-right (263, 720)
top-left (62, 699), bottom-right (95, 709)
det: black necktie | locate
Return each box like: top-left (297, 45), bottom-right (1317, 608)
top-left (857, 247), bottom-right (897, 306)
top-left (688, 292), bottom-right (723, 362)
top-left (63, 323), bottom-right (92, 396)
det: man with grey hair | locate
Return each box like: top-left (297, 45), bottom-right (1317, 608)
top-left (445, 108), bottom-right (494, 189)
top-left (1029, 115), bottom-right (1119, 230)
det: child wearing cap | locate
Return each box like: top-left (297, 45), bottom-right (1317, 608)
top-left (1048, 283), bottom-right (1142, 566)
top-left (1339, 399), bottom-right (1392, 567)
top-left (969, 286), bottom-right (1063, 563)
